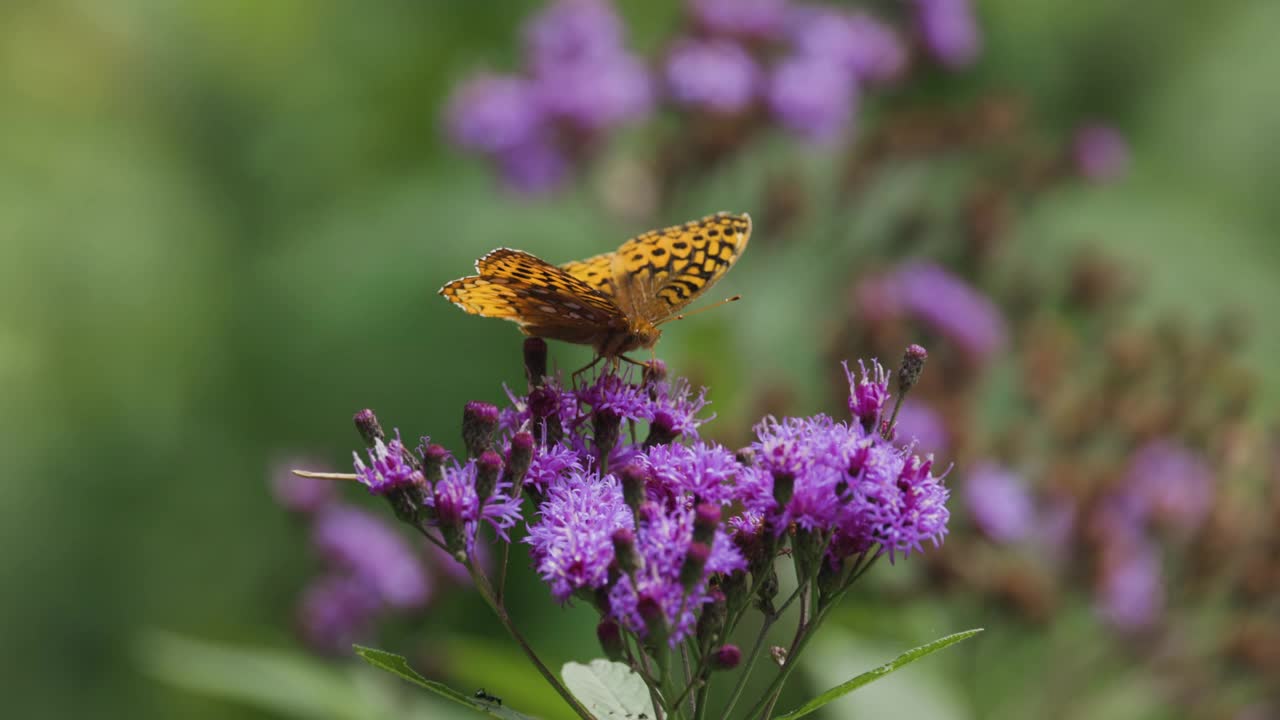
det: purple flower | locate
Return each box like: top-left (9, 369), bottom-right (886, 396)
top-left (445, 73), bottom-right (544, 155)
top-left (577, 372), bottom-right (651, 423)
top-left (767, 54), bottom-right (858, 142)
top-left (524, 443), bottom-right (585, 494)
top-left (641, 441), bottom-right (742, 507)
top-left (428, 459), bottom-right (524, 552)
top-left (836, 448), bottom-right (950, 561)
top-left (296, 575), bottom-right (381, 655)
top-left (892, 400), bottom-right (949, 453)
top-left (525, 468), bottom-right (633, 601)
top-left (353, 431), bottom-right (425, 495)
top-left (524, 0), bottom-right (626, 72)
top-left (665, 39), bottom-right (760, 113)
top-left (786, 8), bottom-right (906, 85)
top-left (913, 0), bottom-right (981, 69)
top-left (533, 53), bottom-right (653, 131)
top-left (844, 358), bottom-right (890, 429)
top-left (963, 462), bottom-right (1034, 544)
top-left (312, 506), bottom-right (432, 609)
top-left (1123, 440), bottom-right (1214, 531)
top-left (1072, 124), bottom-right (1130, 183)
top-left (608, 503), bottom-right (744, 645)
top-left (689, 0), bottom-right (789, 39)
top-left (890, 262), bottom-right (1007, 360)
top-left (270, 456), bottom-right (335, 514)
top-left (497, 140), bottom-right (570, 194)
top-left (648, 377), bottom-right (713, 439)
top-left (1096, 537), bottom-right (1164, 631)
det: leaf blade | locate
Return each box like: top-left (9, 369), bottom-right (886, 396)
top-left (354, 645), bottom-right (538, 720)
top-left (560, 659), bottom-right (655, 719)
top-left (772, 628), bottom-right (983, 720)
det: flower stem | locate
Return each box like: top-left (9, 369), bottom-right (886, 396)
top-left (718, 613), bottom-right (776, 720)
top-left (467, 563), bottom-right (595, 720)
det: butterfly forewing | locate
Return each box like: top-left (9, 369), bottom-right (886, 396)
top-left (610, 212), bottom-right (751, 324)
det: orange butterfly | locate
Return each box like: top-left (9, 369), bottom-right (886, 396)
top-left (440, 212), bottom-right (751, 363)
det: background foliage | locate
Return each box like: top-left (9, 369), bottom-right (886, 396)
top-left (3, 1), bottom-right (1279, 718)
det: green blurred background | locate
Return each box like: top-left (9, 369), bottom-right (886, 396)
top-left (3, 1), bottom-right (1279, 718)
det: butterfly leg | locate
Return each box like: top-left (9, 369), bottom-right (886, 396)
top-left (572, 354), bottom-right (605, 387)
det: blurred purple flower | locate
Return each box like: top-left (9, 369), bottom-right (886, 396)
top-left (964, 462), bottom-right (1033, 544)
top-left (1124, 439), bottom-right (1214, 531)
top-left (665, 38), bottom-right (760, 113)
top-left (786, 8), bottom-right (906, 85)
top-left (497, 140), bottom-right (570, 194)
top-left (689, 0), bottom-right (789, 39)
top-left (892, 400), bottom-right (948, 453)
top-left (312, 505), bottom-right (432, 609)
top-left (445, 73), bottom-right (544, 155)
top-left (767, 54), bottom-right (858, 142)
top-left (533, 54), bottom-right (653, 131)
top-left (891, 262), bottom-right (1007, 360)
top-left (1096, 537), bottom-right (1164, 631)
top-left (913, 0), bottom-right (981, 69)
top-left (1072, 124), bottom-right (1130, 183)
top-left (270, 456), bottom-right (335, 514)
top-left (524, 0), bottom-right (626, 72)
top-left (428, 459), bottom-right (524, 552)
top-left (296, 575), bottom-right (380, 655)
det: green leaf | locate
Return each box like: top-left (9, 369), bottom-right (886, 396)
top-left (560, 659), bottom-right (656, 719)
top-left (354, 645), bottom-right (538, 720)
top-left (772, 629), bottom-right (983, 720)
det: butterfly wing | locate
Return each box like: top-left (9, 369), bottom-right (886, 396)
top-left (560, 252), bottom-right (617, 295)
top-left (440, 248), bottom-right (626, 344)
top-left (607, 212), bottom-right (751, 324)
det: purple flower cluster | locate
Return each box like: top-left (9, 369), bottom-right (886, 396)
top-left (963, 462), bottom-right (1034, 544)
top-left (1072, 123), bottom-right (1131, 183)
top-left (858, 262), bottom-right (1008, 361)
top-left (445, 0), bottom-right (650, 193)
top-left (912, 0), bottom-right (981, 69)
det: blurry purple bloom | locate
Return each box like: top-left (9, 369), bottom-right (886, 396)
top-left (786, 8), bottom-right (906, 85)
top-left (312, 506), bottom-right (432, 609)
top-left (767, 54), bottom-right (858, 142)
top-left (525, 468), bottom-right (633, 601)
top-left (352, 431), bottom-right (424, 496)
top-left (964, 462), bottom-right (1033, 544)
top-left (578, 372), bottom-right (651, 422)
top-left (270, 456), bottom-right (335, 514)
top-left (1124, 440), bottom-right (1214, 531)
top-left (446, 73), bottom-right (544, 155)
top-left (1096, 538), bottom-right (1164, 631)
top-left (913, 0), bottom-right (981, 69)
top-left (689, 0), bottom-right (789, 39)
top-left (525, 0), bottom-right (626, 73)
top-left (891, 262), bottom-right (1007, 360)
top-left (1073, 124), bottom-right (1130, 183)
top-left (891, 400), bottom-right (948, 453)
top-left (665, 39), bottom-right (760, 113)
top-left (296, 575), bottom-right (380, 655)
top-left (497, 140), bottom-right (570, 194)
top-left (534, 54), bottom-right (653, 131)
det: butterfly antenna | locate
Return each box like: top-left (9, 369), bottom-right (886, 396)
top-left (665, 295), bottom-right (742, 324)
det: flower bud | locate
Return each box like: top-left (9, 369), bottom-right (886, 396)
top-left (462, 401), bottom-right (500, 458)
top-left (756, 566), bottom-right (779, 615)
top-left (792, 527), bottom-right (827, 583)
top-left (475, 451), bottom-right (502, 500)
top-left (817, 556), bottom-right (846, 601)
top-left (643, 359), bottom-right (668, 387)
top-left (523, 337), bottom-right (548, 388)
top-left (644, 413), bottom-right (679, 447)
top-left (593, 409), bottom-right (622, 467)
top-left (353, 409), bottom-right (385, 446)
top-left (596, 618), bottom-right (625, 662)
top-left (897, 344), bottom-right (928, 396)
top-left (722, 570), bottom-right (749, 620)
top-left (711, 644), bottom-right (742, 671)
top-left (620, 463), bottom-right (649, 514)
top-left (503, 432), bottom-right (534, 492)
top-left (771, 471), bottom-right (795, 509)
top-left (612, 528), bottom-right (641, 576)
top-left (693, 503), bottom-right (721, 546)
top-left (421, 443), bottom-right (450, 485)
top-left (696, 590), bottom-right (727, 649)
top-left (679, 542), bottom-right (711, 592)
top-left (637, 594), bottom-right (668, 647)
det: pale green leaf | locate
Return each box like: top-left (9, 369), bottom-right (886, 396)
top-left (355, 645), bottom-right (538, 720)
top-left (560, 659), bottom-right (656, 719)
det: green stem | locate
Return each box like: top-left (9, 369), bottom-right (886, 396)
top-left (468, 564), bottom-right (595, 720)
top-left (718, 614), bottom-right (776, 720)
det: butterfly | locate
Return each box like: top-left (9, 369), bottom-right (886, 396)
top-left (440, 212), bottom-right (751, 364)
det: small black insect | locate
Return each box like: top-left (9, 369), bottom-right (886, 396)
top-left (473, 688), bottom-right (503, 705)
